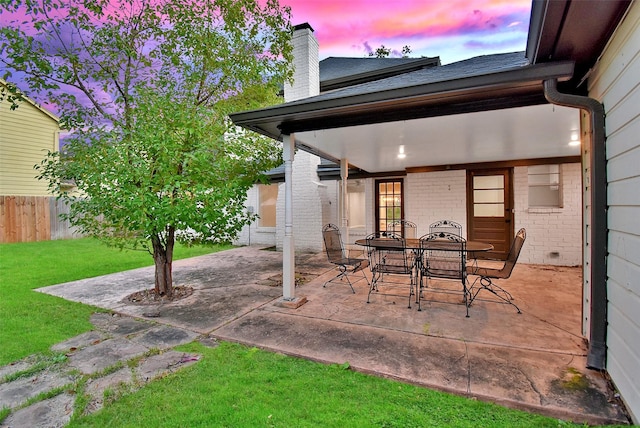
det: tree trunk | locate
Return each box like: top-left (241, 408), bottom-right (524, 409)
top-left (151, 227), bottom-right (175, 297)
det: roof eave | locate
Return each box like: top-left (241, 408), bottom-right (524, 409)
top-left (1, 78), bottom-right (60, 124)
top-left (230, 60), bottom-right (575, 140)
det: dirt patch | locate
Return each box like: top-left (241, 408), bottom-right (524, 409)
top-left (257, 273), bottom-right (313, 287)
top-left (126, 286), bottom-right (194, 305)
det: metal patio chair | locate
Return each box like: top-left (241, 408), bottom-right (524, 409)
top-left (365, 232), bottom-right (416, 306)
top-left (388, 219), bottom-right (417, 239)
top-left (429, 220), bottom-right (462, 236)
top-left (387, 219), bottom-right (419, 275)
top-left (418, 231), bottom-right (468, 315)
top-left (467, 228), bottom-right (527, 313)
top-left (322, 224), bottom-right (369, 293)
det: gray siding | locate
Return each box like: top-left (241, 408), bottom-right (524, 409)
top-left (588, 2), bottom-right (640, 422)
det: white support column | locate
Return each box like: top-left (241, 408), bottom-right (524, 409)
top-left (282, 134), bottom-right (296, 300)
top-left (276, 134), bottom-right (307, 308)
top-left (340, 158), bottom-right (349, 246)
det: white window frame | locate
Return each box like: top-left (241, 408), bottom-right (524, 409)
top-left (528, 164), bottom-right (563, 208)
top-left (257, 184), bottom-right (278, 229)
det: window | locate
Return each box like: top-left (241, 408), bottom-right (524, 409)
top-left (376, 179), bottom-right (403, 233)
top-left (528, 165), bottom-right (562, 208)
top-left (473, 174), bottom-right (505, 217)
top-left (258, 184), bottom-right (278, 227)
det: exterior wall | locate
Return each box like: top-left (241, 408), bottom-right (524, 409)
top-left (0, 96), bottom-right (59, 196)
top-left (361, 165), bottom-right (583, 266)
top-left (403, 165), bottom-right (582, 265)
top-left (588, 2), bottom-right (640, 423)
top-left (275, 150), bottom-right (324, 253)
top-left (234, 186), bottom-right (277, 247)
top-left (514, 164), bottom-right (583, 266)
top-left (235, 24), bottom-right (322, 252)
top-left (405, 170), bottom-right (467, 237)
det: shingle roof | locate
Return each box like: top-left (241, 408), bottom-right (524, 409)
top-left (320, 57), bottom-right (436, 81)
top-left (319, 56), bottom-right (441, 91)
top-left (303, 51), bottom-right (528, 104)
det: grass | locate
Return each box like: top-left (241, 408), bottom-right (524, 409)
top-left (0, 238), bottom-right (604, 427)
top-left (0, 238), bottom-right (230, 365)
top-left (68, 342), bottom-right (571, 428)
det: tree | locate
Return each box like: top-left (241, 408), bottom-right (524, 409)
top-left (368, 44), bottom-right (412, 58)
top-left (0, 0), bottom-right (293, 297)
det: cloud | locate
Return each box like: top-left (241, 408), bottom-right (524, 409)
top-left (284, 0), bottom-right (531, 59)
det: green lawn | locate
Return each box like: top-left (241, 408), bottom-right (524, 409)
top-left (0, 238), bottom-right (596, 427)
top-left (0, 238), bottom-right (229, 365)
top-left (69, 341), bottom-right (567, 428)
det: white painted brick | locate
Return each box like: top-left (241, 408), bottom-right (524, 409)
top-left (515, 164), bottom-right (582, 266)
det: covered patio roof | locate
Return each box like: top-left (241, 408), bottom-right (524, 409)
top-left (231, 53), bottom-right (579, 172)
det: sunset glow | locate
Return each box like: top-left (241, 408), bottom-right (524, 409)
top-left (283, 0), bottom-right (531, 63)
top-left (1, 0), bottom-right (533, 112)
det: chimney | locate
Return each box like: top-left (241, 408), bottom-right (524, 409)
top-left (284, 23), bottom-right (319, 102)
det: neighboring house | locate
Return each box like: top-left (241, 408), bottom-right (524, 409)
top-left (0, 79), bottom-right (60, 196)
top-left (0, 80), bottom-right (68, 243)
top-left (232, 0), bottom-right (639, 423)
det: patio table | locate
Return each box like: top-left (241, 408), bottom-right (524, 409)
top-left (355, 238), bottom-right (493, 253)
top-left (356, 238), bottom-right (493, 315)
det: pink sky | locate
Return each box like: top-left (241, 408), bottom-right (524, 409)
top-left (283, 0), bottom-right (532, 63)
top-left (1, 0), bottom-right (532, 114)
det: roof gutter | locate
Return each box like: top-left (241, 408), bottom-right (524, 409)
top-left (544, 78), bottom-right (607, 370)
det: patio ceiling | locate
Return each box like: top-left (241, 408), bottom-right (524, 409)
top-left (293, 103), bottom-right (580, 173)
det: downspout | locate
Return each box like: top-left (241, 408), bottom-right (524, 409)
top-left (543, 79), bottom-right (607, 370)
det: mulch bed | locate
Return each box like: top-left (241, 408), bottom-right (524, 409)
top-left (126, 286), bottom-right (194, 305)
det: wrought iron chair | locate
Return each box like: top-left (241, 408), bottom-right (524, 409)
top-left (322, 224), bottom-right (370, 293)
top-left (365, 232), bottom-right (415, 305)
top-left (387, 219), bottom-right (419, 275)
top-left (467, 228), bottom-right (526, 313)
top-left (429, 220), bottom-right (462, 236)
top-left (418, 232), bottom-right (468, 315)
top-left (388, 219), bottom-right (417, 239)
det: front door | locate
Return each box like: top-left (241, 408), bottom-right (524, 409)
top-left (375, 179), bottom-right (404, 234)
top-left (466, 169), bottom-right (513, 260)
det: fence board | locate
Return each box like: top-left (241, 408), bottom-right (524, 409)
top-left (0, 196), bottom-right (79, 243)
top-left (49, 198), bottom-right (79, 240)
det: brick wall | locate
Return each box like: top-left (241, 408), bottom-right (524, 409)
top-left (283, 25), bottom-right (319, 102)
top-left (236, 24), bottom-right (321, 251)
top-left (275, 151), bottom-right (323, 252)
top-left (514, 164), bottom-right (583, 266)
top-left (405, 170), bottom-right (468, 237)
top-left (403, 164), bottom-right (582, 266)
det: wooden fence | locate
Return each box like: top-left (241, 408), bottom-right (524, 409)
top-left (0, 196), bottom-right (80, 243)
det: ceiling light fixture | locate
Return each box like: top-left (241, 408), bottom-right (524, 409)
top-left (397, 145), bottom-right (406, 159)
top-left (569, 132), bottom-right (580, 146)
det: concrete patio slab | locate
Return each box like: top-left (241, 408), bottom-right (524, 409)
top-left (33, 245), bottom-right (630, 425)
